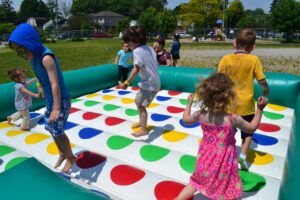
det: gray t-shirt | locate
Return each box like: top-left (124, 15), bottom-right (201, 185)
top-left (15, 83), bottom-right (32, 110)
top-left (133, 45), bottom-right (161, 91)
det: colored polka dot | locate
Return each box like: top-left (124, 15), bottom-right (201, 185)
top-left (0, 145), bottom-right (15, 157)
top-left (179, 155), bottom-right (196, 174)
top-left (103, 95), bottom-right (117, 101)
top-left (84, 100), bottom-right (100, 107)
top-left (7, 130), bottom-right (26, 137)
top-left (147, 103), bottom-right (159, 108)
top-left (268, 104), bottom-right (287, 111)
top-left (38, 118), bottom-right (45, 125)
top-left (131, 86), bottom-right (139, 91)
top-left (69, 107), bottom-right (80, 114)
top-left (121, 98), bottom-right (134, 104)
top-left (110, 165), bottom-right (145, 186)
top-left (125, 109), bottom-right (139, 116)
top-left (5, 157), bottom-right (28, 171)
top-left (118, 91), bottom-right (131, 95)
top-left (263, 111), bottom-right (284, 120)
top-left (179, 99), bottom-right (188, 106)
top-left (64, 122), bottom-right (78, 131)
top-left (162, 130), bottom-right (188, 142)
top-left (0, 122), bottom-right (14, 129)
top-left (107, 135), bottom-right (134, 150)
top-left (132, 124), bottom-right (154, 132)
top-left (29, 112), bottom-right (40, 119)
top-left (76, 151), bottom-right (106, 169)
top-left (140, 145), bottom-right (170, 162)
top-left (239, 170), bottom-right (266, 192)
top-left (167, 106), bottom-right (185, 113)
top-left (103, 104), bottom-right (121, 111)
top-left (71, 99), bottom-right (81, 103)
top-left (179, 119), bottom-right (200, 128)
top-left (154, 181), bottom-right (193, 200)
top-left (258, 123), bottom-right (281, 132)
top-left (246, 149), bottom-right (274, 165)
top-left (151, 113), bottom-right (171, 122)
top-left (102, 89), bottom-right (113, 93)
top-left (47, 142), bottom-right (75, 155)
top-left (25, 133), bottom-right (50, 144)
top-left (115, 85), bottom-right (121, 89)
top-left (168, 91), bottom-right (182, 96)
top-left (105, 117), bottom-right (125, 126)
top-left (252, 133), bottom-right (278, 146)
top-left (82, 112), bottom-right (102, 120)
top-left (86, 93), bottom-right (99, 98)
top-left (156, 96), bottom-right (171, 101)
top-left (79, 128), bottom-right (103, 139)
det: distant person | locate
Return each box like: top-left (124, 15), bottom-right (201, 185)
top-left (170, 34), bottom-right (181, 66)
top-left (218, 29), bottom-right (270, 171)
top-left (115, 42), bottom-right (133, 84)
top-left (154, 37), bottom-right (171, 66)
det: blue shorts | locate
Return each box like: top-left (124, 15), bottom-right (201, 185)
top-left (44, 98), bottom-right (71, 137)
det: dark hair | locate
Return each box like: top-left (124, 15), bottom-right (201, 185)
top-left (122, 26), bottom-right (147, 45)
top-left (8, 68), bottom-right (26, 81)
top-left (173, 34), bottom-right (180, 41)
top-left (235, 29), bottom-right (256, 50)
top-left (156, 37), bottom-right (165, 48)
top-left (196, 73), bottom-right (235, 114)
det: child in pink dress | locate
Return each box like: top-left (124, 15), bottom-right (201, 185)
top-left (176, 73), bottom-right (268, 200)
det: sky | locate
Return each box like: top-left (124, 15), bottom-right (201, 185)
top-left (11, 0), bottom-right (285, 13)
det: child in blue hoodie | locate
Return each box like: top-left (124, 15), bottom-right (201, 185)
top-left (9, 23), bottom-right (76, 173)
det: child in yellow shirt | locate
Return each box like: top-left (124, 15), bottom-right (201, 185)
top-left (218, 29), bottom-right (269, 171)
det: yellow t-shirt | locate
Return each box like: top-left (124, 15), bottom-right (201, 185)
top-left (218, 54), bottom-right (266, 116)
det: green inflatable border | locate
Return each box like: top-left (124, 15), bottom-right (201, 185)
top-left (0, 64), bottom-right (299, 199)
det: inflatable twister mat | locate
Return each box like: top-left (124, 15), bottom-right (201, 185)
top-left (0, 86), bottom-right (293, 200)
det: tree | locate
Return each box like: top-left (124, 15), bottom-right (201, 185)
top-left (18, 0), bottom-right (50, 21)
top-left (116, 17), bottom-right (132, 32)
top-left (226, 0), bottom-right (244, 28)
top-left (61, 0), bottom-right (71, 19)
top-left (0, 0), bottom-right (17, 23)
top-left (138, 7), bottom-right (158, 33)
top-left (0, 22), bottom-right (15, 34)
top-left (71, 0), bottom-right (103, 16)
top-left (47, 0), bottom-right (62, 21)
top-left (236, 9), bottom-right (270, 28)
top-left (270, 0), bottom-right (279, 12)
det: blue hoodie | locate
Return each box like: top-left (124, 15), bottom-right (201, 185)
top-left (9, 23), bottom-right (69, 109)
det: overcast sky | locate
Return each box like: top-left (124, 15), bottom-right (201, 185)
top-left (11, 0), bottom-right (295, 13)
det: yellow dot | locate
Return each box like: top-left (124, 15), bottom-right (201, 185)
top-left (85, 93), bottom-right (99, 98)
top-left (25, 133), bottom-right (50, 144)
top-left (267, 104), bottom-right (287, 111)
top-left (47, 141), bottom-right (75, 155)
top-left (148, 103), bottom-right (159, 108)
top-left (121, 98), bottom-right (134, 104)
top-left (7, 130), bottom-right (26, 137)
top-left (0, 122), bottom-right (14, 129)
top-left (131, 123), bottom-right (154, 132)
top-left (103, 95), bottom-right (117, 101)
top-left (246, 149), bottom-right (274, 165)
top-left (162, 130), bottom-right (188, 142)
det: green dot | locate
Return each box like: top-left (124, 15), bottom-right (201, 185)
top-left (239, 170), bottom-right (266, 192)
top-left (107, 135), bottom-right (134, 150)
top-left (125, 109), bottom-right (139, 116)
top-left (179, 155), bottom-right (196, 174)
top-left (140, 145), bottom-right (170, 162)
top-left (0, 145), bottom-right (15, 157)
top-left (5, 157), bottom-right (28, 171)
top-left (84, 100), bottom-right (100, 107)
top-left (263, 111), bottom-right (284, 120)
top-left (179, 99), bottom-right (188, 106)
top-left (71, 99), bottom-right (81, 103)
top-left (103, 104), bottom-right (121, 111)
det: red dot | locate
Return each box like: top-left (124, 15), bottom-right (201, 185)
top-left (154, 181), bottom-right (193, 200)
top-left (167, 106), bottom-right (185, 113)
top-left (82, 112), bottom-right (102, 120)
top-left (259, 123), bottom-right (281, 132)
top-left (76, 151), bottom-right (106, 169)
top-left (168, 91), bottom-right (182, 96)
top-left (70, 107), bottom-right (80, 114)
top-left (110, 165), bottom-right (145, 186)
top-left (131, 87), bottom-right (139, 91)
top-left (105, 117), bottom-right (125, 126)
top-left (116, 85), bottom-right (121, 89)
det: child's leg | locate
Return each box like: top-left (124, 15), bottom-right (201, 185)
top-left (118, 65), bottom-right (122, 82)
top-left (53, 136), bottom-right (66, 168)
top-left (8, 111), bottom-right (22, 124)
top-left (59, 133), bottom-right (76, 173)
top-left (123, 67), bottom-right (129, 81)
top-left (132, 105), bottom-right (148, 137)
top-left (175, 184), bottom-right (196, 200)
top-left (19, 110), bottom-right (30, 130)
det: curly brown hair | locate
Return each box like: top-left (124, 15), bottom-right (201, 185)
top-left (122, 26), bottom-right (147, 45)
top-left (8, 68), bottom-right (26, 81)
top-left (196, 73), bottom-right (235, 114)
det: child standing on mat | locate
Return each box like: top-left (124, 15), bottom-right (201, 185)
top-left (115, 42), bottom-right (133, 84)
top-left (9, 23), bottom-right (76, 173)
top-left (176, 73), bottom-right (268, 200)
top-left (218, 29), bottom-right (269, 171)
top-left (7, 68), bottom-right (40, 130)
top-left (120, 26), bottom-right (161, 137)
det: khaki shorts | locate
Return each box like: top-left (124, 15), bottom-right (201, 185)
top-left (135, 89), bottom-right (158, 107)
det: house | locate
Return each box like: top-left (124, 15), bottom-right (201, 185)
top-left (90, 11), bottom-right (125, 32)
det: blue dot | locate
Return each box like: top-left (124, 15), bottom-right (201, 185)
top-left (102, 89), bottom-right (113, 93)
top-left (90, 190), bottom-right (111, 198)
top-left (151, 113), bottom-right (171, 121)
top-left (179, 119), bottom-right (200, 128)
top-left (79, 128), bottom-right (103, 139)
top-left (156, 96), bottom-right (171, 101)
top-left (64, 122), bottom-right (78, 131)
top-left (38, 118), bottom-right (45, 125)
top-left (118, 91), bottom-right (131, 95)
top-left (30, 112), bottom-right (40, 119)
top-left (252, 133), bottom-right (278, 146)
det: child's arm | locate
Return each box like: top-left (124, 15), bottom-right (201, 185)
top-left (183, 94), bottom-right (201, 124)
top-left (233, 96), bottom-right (268, 133)
top-left (114, 55), bottom-right (120, 64)
top-left (42, 55), bottom-right (61, 123)
top-left (20, 86), bottom-right (39, 98)
top-left (25, 77), bottom-right (37, 86)
top-left (36, 80), bottom-right (45, 98)
top-left (258, 79), bottom-right (269, 96)
top-left (120, 64), bottom-right (140, 89)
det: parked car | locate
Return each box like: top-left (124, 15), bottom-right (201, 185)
top-left (91, 32), bottom-right (113, 38)
top-left (178, 32), bottom-right (192, 38)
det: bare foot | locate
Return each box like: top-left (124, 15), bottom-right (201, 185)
top-left (131, 123), bottom-right (141, 129)
top-left (7, 116), bottom-right (12, 125)
top-left (131, 129), bottom-right (149, 137)
top-left (61, 156), bottom-right (77, 173)
top-left (118, 81), bottom-right (122, 85)
top-left (54, 155), bottom-right (66, 168)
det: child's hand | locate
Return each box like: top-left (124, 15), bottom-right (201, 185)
top-left (120, 83), bottom-right (128, 90)
top-left (187, 94), bottom-right (195, 104)
top-left (257, 96), bottom-right (268, 110)
top-left (34, 93), bottom-right (40, 98)
top-left (49, 109), bottom-right (60, 123)
top-left (38, 87), bottom-right (45, 98)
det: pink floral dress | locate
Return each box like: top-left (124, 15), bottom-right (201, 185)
top-left (190, 115), bottom-right (243, 200)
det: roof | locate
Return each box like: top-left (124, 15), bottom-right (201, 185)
top-left (91, 11), bottom-right (124, 17)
